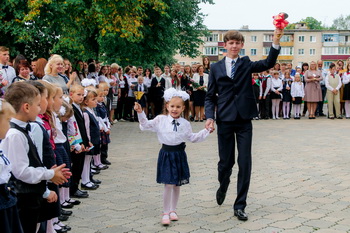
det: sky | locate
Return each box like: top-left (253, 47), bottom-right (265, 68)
top-left (199, 0), bottom-right (349, 30)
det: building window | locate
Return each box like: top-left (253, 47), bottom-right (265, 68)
top-left (280, 47), bottom-right (294, 55)
top-left (280, 35), bottom-right (291, 42)
top-left (263, 47), bottom-right (270, 55)
top-left (323, 61), bottom-right (333, 69)
top-left (239, 49), bottom-right (245, 56)
top-left (323, 47), bottom-right (337, 55)
top-left (338, 47), bottom-right (350, 54)
top-left (323, 34), bottom-right (339, 42)
top-left (251, 36), bottom-right (257, 42)
top-left (310, 36), bottom-right (316, 42)
top-left (251, 49), bottom-right (257, 56)
top-left (264, 34), bottom-right (273, 42)
top-left (204, 47), bottom-right (218, 55)
top-left (178, 62), bottom-right (185, 66)
top-left (219, 48), bottom-right (227, 55)
top-left (298, 49), bottom-right (304, 55)
top-left (191, 62), bottom-right (198, 65)
top-left (339, 35), bottom-right (349, 43)
top-left (298, 36), bottom-right (305, 42)
top-left (205, 34), bottom-right (218, 42)
top-left (310, 49), bottom-right (316, 55)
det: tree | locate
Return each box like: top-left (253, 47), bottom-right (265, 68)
top-left (285, 17), bottom-right (326, 30)
top-left (0, 0), bottom-right (213, 67)
top-left (331, 15), bottom-right (350, 30)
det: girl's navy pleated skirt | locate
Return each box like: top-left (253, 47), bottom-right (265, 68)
top-left (157, 143), bottom-right (190, 186)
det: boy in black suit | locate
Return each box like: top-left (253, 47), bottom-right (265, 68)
top-left (205, 28), bottom-right (283, 221)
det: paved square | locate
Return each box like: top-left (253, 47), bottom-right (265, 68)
top-left (67, 117), bottom-right (350, 233)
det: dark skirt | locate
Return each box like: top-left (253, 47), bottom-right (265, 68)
top-left (157, 143), bottom-right (190, 186)
top-left (270, 88), bottom-right (282, 99)
top-left (0, 205), bottom-right (23, 233)
top-left (343, 83), bottom-right (350, 100)
top-left (54, 143), bottom-right (71, 187)
top-left (293, 97), bottom-right (302, 104)
top-left (282, 90), bottom-right (292, 102)
top-left (193, 90), bottom-right (206, 106)
top-left (86, 143), bottom-right (101, 155)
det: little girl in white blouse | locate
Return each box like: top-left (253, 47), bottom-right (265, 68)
top-left (134, 88), bottom-right (212, 226)
top-left (291, 73), bottom-right (305, 119)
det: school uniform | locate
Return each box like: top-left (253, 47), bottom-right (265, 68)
top-left (0, 151), bottom-right (23, 233)
top-left (260, 76), bottom-right (272, 119)
top-left (342, 72), bottom-right (350, 100)
top-left (95, 102), bottom-right (111, 163)
top-left (0, 64), bottom-right (16, 85)
top-left (137, 112), bottom-right (210, 185)
top-left (325, 73), bottom-right (342, 118)
top-left (282, 78), bottom-right (293, 102)
top-left (134, 83), bottom-right (148, 108)
top-left (70, 103), bottom-right (89, 196)
top-left (270, 78), bottom-right (283, 99)
top-left (150, 77), bottom-right (166, 116)
top-left (291, 81), bottom-right (305, 104)
top-left (83, 108), bottom-right (101, 155)
top-left (1, 119), bottom-right (54, 233)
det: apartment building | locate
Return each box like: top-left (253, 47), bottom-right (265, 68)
top-left (174, 28), bottom-right (350, 69)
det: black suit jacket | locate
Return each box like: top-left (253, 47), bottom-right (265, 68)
top-left (205, 46), bottom-right (280, 121)
top-left (150, 77), bottom-right (165, 97)
top-left (72, 104), bottom-right (89, 147)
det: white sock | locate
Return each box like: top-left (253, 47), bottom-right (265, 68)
top-left (59, 187), bottom-right (65, 204)
top-left (46, 219), bottom-right (56, 233)
top-left (63, 187), bottom-right (70, 202)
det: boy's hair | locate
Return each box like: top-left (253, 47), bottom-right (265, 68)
top-left (70, 84), bottom-right (84, 94)
top-left (27, 80), bottom-right (46, 95)
top-left (224, 30), bottom-right (245, 43)
top-left (272, 70), bottom-right (280, 75)
top-left (130, 68), bottom-right (137, 74)
top-left (124, 66), bottom-right (131, 74)
top-left (0, 99), bottom-right (16, 117)
top-left (281, 63), bottom-right (287, 66)
top-left (45, 54), bottom-right (64, 75)
top-left (4, 82), bottom-right (40, 113)
top-left (88, 63), bottom-right (96, 73)
top-left (0, 46), bottom-right (9, 52)
top-left (329, 63), bottom-right (336, 70)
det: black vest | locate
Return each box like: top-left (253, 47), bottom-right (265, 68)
top-left (34, 121), bottom-right (55, 168)
top-left (72, 105), bottom-right (89, 147)
top-left (84, 110), bottom-right (101, 145)
top-left (10, 122), bottom-right (46, 194)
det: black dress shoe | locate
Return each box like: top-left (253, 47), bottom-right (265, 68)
top-left (216, 189), bottom-right (226, 205)
top-left (61, 202), bottom-right (74, 209)
top-left (58, 214), bottom-right (69, 221)
top-left (101, 159), bottom-right (111, 165)
top-left (81, 182), bottom-right (99, 190)
top-left (63, 225), bottom-right (72, 231)
top-left (66, 199), bottom-right (81, 205)
top-left (71, 190), bottom-right (89, 198)
top-left (61, 209), bottom-right (72, 216)
top-left (91, 178), bottom-right (102, 184)
top-left (234, 209), bottom-right (248, 221)
top-left (77, 189), bottom-right (88, 194)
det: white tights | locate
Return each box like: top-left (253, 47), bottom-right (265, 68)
top-left (345, 100), bottom-right (350, 117)
top-left (294, 104), bottom-right (301, 117)
top-left (271, 99), bottom-right (280, 119)
top-left (163, 184), bottom-right (180, 214)
top-left (282, 102), bottom-right (290, 118)
top-left (82, 155), bottom-right (92, 184)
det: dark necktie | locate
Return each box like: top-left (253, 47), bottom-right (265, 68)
top-left (25, 124), bottom-right (31, 133)
top-left (172, 120), bottom-right (180, 132)
top-left (231, 60), bottom-right (236, 79)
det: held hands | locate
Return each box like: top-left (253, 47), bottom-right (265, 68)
top-left (134, 102), bottom-right (142, 113)
top-left (50, 164), bottom-right (70, 185)
top-left (205, 119), bottom-right (215, 134)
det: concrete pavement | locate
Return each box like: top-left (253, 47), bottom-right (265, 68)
top-left (66, 117), bottom-right (350, 233)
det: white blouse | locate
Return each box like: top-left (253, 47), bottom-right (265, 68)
top-left (137, 112), bottom-right (210, 146)
top-left (270, 78), bottom-right (283, 92)
top-left (291, 81), bottom-right (305, 98)
top-left (0, 151), bottom-right (11, 184)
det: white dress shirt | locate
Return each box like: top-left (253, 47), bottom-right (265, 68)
top-left (342, 72), bottom-right (350, 85)
top-left (192, 73), bottom-right (209, 91)
top-left (0, 64), bottom-right (16, 84)
top-left (291, 81), bottom-right (305, 98)
top-left (54, 112), bottom-right (67, 144)
top-left (137, 112), bottom-right (210, 146)
top-left (0, 118), bottom-right (54, 184)
top-left (0, 151), bottom-right (12, 184)
top-left (270, 78), bottom-right (283, 92)
top-left (263, 77), bottom-right (272, 97)
top-left (325, 73), bottom-right (342, 91)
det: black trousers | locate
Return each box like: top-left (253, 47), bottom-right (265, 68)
top-left (16, 193), bottom-right (43, 233)
top-left (70, 151), bottom-right (85, 194)
top-left (100, 143), bottom-right (108, 162)
top-left (153, 96), bottom-right (164, 116)
top-left (217, 118), bottom-right (252, 210)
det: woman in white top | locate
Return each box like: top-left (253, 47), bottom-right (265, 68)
top-left (192, 65), bottom-right (208, 122)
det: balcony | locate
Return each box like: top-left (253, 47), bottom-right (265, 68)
top-left (323, 41), bottom-right (339, 47)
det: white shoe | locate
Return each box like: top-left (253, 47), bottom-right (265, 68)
top-left (113, 119), bottom-right (118, 123)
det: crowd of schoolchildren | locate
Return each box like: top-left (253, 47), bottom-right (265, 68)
top-left (0, 45), bottom-right (213, 232)
top-left (252, 59), bottom-right (350, 120)
top-left (1, 42), bottom-right (350, 232)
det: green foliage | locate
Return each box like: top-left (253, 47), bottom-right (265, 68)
top-left (0, 0), bottom-right (213, 68)
top-left (331, 15), bottom-right (350, 30)
top-left (285, 17), bottom-right (326, 30)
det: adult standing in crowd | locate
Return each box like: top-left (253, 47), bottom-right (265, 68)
top-left (303, 61), bottom-right (322, 119)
